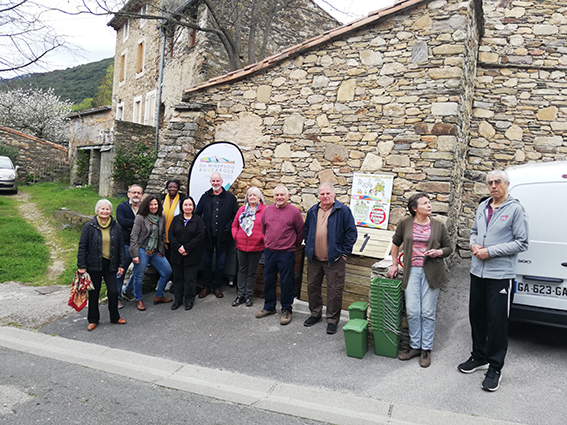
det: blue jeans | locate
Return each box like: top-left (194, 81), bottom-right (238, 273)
top-left (117, 245), bottom-right (133, 297)
top-left (263, 249), bottom-right (295, 312)
top-left (405, 267), bottom-right (440, 351)
top-left (131, 248), bottom-right (172, 301)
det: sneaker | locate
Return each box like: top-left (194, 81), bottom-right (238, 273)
top-left (458, 356), bottom-right (489, 374)
top-left (232, 296), bottom-right (245, 307)
top-left (255, 309), bottom-right (276, 318)
top-left (482, 367), bottom-right (502, 392)
top-left (123, 292), bottom-right (135, 302)
top-left (398, 348), bottom-right (421, 361)
top-left (117, 299), bottom-right (125, 309)
top-left (304, 316), bottom-right (322, 327)
top-left (280, 310), bottom-right (292, 325)
top-left (165, 280), bottom-right (173, 292)
top-left (326, 323), bottom-right (338, 334)
top-left (245, 297), bottom-right (253, 307)
top-left (419, 350), bottom-right (431, 368)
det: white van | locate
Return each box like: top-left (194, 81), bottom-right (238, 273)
top-left (507, 161), bottom-right (567, 327)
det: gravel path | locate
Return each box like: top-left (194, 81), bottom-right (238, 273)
top-left (0, 192), bottom-right (76, 329)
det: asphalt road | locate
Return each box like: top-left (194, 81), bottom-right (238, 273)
top-left (2, 259), bottom-right (567, 424)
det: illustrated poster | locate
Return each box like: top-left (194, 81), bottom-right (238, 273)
top-left (350, 172), bottom-right (394, 229)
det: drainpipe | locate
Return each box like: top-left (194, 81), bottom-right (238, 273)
top-left (154, 0), bottom-right (167, 151)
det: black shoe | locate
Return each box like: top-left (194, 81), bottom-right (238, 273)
top-left (482, 367), bottom-right (502, 392)
top-left (232, 296), bottom-right (245, 307)
top-left (185, 302), bottom-right (194, 310)
top-left (458, 356), bottom-right (489, 374)
top-left (171, 302), bottom-right (181, 310)
top-left (326, 323), bottom-right (338, 334)
top-left (304, 316), bottom-right (322, 327)
top-left (245, 297), bottom-right (253, 307)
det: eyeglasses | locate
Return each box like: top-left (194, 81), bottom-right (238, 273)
top-left (487, 179), bottom-right (502, 186)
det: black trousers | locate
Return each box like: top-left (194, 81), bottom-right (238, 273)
top-left (469, 273), bottom-right (513, 371)
top-left (88, 258), bottom-right (120, 324)
top-left (172, 262), bottom-right (199, 305)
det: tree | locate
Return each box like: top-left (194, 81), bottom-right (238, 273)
top-left (0, 88), bottom-right (73, 146)
top-left (85, 0), bottom-right (335, 72)
top-left (92, 64), bottom-right (113, 107)
top-left (0, 0), bottom-right (66, 75)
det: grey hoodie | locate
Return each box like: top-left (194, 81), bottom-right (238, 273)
top-left (470, 195), bottom-right (529, 279)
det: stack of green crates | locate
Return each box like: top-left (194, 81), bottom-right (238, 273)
top-left (370, 277), bottom-right (402, 358)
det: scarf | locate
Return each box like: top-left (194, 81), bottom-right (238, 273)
top-left (96, 216), bottom-right (111, 259)
top-left (145, 214), bottom-right (160, 254)
top-left (238, 204), bottom-right (257, 237)
top-left (163, 193), bottom-right (180, 243)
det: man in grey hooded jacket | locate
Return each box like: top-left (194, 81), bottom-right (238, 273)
top-left (458, 169), bottom-right (528, 392)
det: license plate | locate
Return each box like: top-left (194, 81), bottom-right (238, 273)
top-left (515, 281), bottom-right (567, 298)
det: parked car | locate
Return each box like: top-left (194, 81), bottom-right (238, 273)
top-left (507, 161), bottom-right (567, 328)
top-left (0, 156), bottom-right (18, 194)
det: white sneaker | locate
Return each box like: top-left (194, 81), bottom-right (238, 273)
top-left (165, 280), bottom-right (173, 292)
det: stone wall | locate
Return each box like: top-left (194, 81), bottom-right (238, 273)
top-left (458, 0), bottom-right (567, 257)
top-left (0, 127), bottom-right (68, 181)
top-left (111, 120), bottom-right (156, 194)
top-left (149, 0), bottom-right (483, 253)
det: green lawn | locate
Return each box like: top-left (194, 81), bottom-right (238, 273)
top-left (1, 183), bottom-right (125, 285)
top-left (0, 196), bottom-right (50, 282)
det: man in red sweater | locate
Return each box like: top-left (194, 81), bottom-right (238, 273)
top-left (256, 185), bottom-right (304, 325)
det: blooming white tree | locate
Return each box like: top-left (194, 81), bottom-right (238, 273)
top-left (0, 88), bottom-right (73, 146)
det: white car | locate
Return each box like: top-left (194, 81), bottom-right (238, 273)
top-left (0, 156), bottom-right (18, 194)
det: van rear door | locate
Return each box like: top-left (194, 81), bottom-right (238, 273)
top-left (508, 164), bottom-right (567, 327)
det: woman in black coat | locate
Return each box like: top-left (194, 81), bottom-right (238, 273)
top-left (77, 199), bottom-right (127, 331)
top-left (168, 196), bottom-right (205, 310)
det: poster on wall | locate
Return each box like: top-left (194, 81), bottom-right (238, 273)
top-left (187, 142), bottom-right (245, 204)
top-left (349, 172), bottom-right (394, 229)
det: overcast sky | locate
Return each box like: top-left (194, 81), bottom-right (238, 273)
top-left (38, 0), bottom-right (394, 74)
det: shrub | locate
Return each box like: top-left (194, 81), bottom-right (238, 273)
top-left (0, 144), bottom-right (19, 163)
top-left (112, 143), bottom-right (156, 189)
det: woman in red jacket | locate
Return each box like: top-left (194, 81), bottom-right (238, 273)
top-left (231, 187), bottom-right (266, 307)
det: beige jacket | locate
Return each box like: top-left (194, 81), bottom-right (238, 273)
top-left (129, 214), bottom-right (167, 258)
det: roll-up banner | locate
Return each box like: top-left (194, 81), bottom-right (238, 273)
top-left (187, 142), bottom-right (245, 203)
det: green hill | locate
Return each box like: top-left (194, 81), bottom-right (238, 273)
top-left (0, 58), bottom-right (114, 105)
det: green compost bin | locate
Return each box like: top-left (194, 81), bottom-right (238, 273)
top-left (342, 318), bottom-right (369, 359)
top-left (348, 301), bottom-right (369, 320)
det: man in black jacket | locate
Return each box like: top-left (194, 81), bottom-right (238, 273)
top-left (195, 173), bottom-right (238, 298)
top-left (115, 184), bottom-right (143, 307)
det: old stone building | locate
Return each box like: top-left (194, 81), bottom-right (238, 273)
top-left (0, 126), bottom-right (68, 181)
top-left (67, 106), bottom-right (113, 188)
top-left (108, 0), bottom-right (339, 129)
top-left (145, 0), bottom-right (566, 258)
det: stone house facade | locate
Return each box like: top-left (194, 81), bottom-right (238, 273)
top-left (67, 106), bottom-right (113, 186)
top-left (145, 0), bottom-right (566, 258)
top-left (108, 0), bottom-right (339, 130)
top-left (0, 126), bottom-right (68, 181)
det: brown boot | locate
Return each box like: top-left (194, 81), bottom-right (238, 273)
top-left (136, 300), bottom-right (146, 311)
top-left (153, 296), bottom-right (173, 305)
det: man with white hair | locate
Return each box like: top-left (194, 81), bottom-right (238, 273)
top-left (256, 185), bottom-right (304, 325)
top-left (195, 172), bottom-right (238, 299)
top-left (303, 183), bottom-right (357, 335)
top-left (458, 169), bottom-right (528, 392)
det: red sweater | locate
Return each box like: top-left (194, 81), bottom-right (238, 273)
top-left (231, 203), bottom-right (265, 252)
top-left (261, 203), bottom-right (304, 251)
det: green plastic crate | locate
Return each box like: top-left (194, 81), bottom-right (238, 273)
top-left (348, 301), bottom-right (369, 320)
top-left (373, 329), bottom-right (399, 358)
top-left (343, 319), bottom-right (369, 359)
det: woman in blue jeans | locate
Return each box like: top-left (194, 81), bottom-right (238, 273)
top-left (129, 195), bottom-right (172, 311)
top-left (388, 193), bottom-right (452, 368)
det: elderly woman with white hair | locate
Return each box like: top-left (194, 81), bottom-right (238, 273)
top-left (77, 199), bottom-right (127, 331)
top-left (231, 186), bottom-right (266, 307)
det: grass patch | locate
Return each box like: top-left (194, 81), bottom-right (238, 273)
top-left (17, 183), bottom-right (126, 285)
top-left (0, 197), bottom-right (50, 282)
